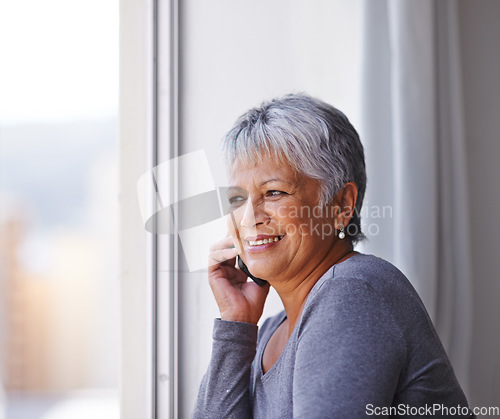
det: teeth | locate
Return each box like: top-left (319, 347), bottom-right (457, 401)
top-left (248, 236), bottom-right (283, 246)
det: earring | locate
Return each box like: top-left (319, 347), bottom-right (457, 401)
top-left (338, 223), bottom-right (345, 240)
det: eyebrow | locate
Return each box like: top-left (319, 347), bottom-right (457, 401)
top-left (228, 178), bottom-right (295, 189)
top-left (259, 178), bottom-right (285, 186)
top-left (227, 186), bottom-right (244, 194)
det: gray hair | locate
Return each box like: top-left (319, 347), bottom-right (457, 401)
top-left (222, 93), bottom-right (366, 244)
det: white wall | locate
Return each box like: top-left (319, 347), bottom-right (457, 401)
top-left (459, 0), bottom-right (500, 408)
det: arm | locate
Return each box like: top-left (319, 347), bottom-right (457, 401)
top-left (192, 320), bottom-right (257, 419)
top-left (293, 278), bottom-right (406, 418)
top-left (192, 235), bottom-right (269, 418)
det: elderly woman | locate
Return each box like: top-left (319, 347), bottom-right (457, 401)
top-left (193, 94), bottom-right (473, 418)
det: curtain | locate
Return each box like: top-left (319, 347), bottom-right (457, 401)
top-left (360, 0), bottom-right (472, 393)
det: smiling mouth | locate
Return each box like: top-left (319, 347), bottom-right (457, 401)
top-left (247, 235), bottom-right (284, 247)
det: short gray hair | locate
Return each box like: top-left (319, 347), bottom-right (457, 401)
top-left (222, 93), bottom-right (366, 244)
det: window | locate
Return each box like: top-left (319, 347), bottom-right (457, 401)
top-left (0, 1), bottom-right (119, 418)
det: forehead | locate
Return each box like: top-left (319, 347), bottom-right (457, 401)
top-left (229, 154), bottom-right (299, 185)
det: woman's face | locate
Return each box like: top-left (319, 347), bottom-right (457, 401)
top-left (227, 153), bottom-right (338, 281)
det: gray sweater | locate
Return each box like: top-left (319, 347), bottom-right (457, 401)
top-left (193, 253), bottom-right (473, 418)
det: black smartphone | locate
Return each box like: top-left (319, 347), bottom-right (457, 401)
top-left (237, 256), bottom-right (267, 287)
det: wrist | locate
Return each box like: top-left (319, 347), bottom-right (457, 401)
top-left (213, 318), bottom-right (258, 347)
top-left (220, 312), bottom-right (259, 325)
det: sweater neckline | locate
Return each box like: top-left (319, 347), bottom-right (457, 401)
top-left (257, 252), bottom-right (365, 380)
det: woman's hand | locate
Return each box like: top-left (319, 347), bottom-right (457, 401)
top-left (208, 235), bottom-right (270, 325)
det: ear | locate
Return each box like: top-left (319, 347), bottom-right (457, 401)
top-left (332, 182), bottom-right (358, 229)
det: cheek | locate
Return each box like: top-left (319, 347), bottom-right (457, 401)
top-left (226, 215), bottom-right (244, 253)
top-left (227, 204), bottom-right (246, 235)
top-left (270, 205), bottom-right (304, 234)
top-left (280, 217), bottom-right (309, 239)
top-left (226, 214), bottom-right (238, 237)
top-left (290, 216), bottom-right (335, 243)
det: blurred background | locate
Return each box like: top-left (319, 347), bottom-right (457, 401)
top-left (0, 0), bottom-right (119, 418)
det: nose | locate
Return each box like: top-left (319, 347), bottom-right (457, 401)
top-left (240, 198), bottom-right (266, 228)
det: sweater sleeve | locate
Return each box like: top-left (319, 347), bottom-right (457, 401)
top-left (292, 277), bottom-right (406, 418)
top-left (192, 319), bottom-right (257, 419)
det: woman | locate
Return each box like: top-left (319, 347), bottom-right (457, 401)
top-left (193, 94), bottom-right (473, 418)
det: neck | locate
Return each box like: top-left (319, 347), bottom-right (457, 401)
top-left (271, 240), bottom-right (356, 336)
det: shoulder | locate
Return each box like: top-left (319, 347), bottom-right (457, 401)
top-left (298, 252), bottom-right (431, 350)
top-left (301, 272), bottom-right (401, 334)
top-left (308, 253), bottom-right (427, 319)
top-left (293, 270), bottom-right (408, 372)
top-left (333, 252), bottom-right (410, 287)
top-left (306, 253), bottom-right (407, 305)
top-left (294, 265), bottom-right (408, 372)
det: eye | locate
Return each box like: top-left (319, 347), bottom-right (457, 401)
top-left (228, 195), bottom-right (246, 205)
top-left (267, 190), bottom-right (287, 197)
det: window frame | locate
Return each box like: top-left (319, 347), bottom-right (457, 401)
top-left (119, 0), bottom-right (179, 417)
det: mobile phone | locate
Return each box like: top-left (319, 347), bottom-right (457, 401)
top-left (237, 256), bottom-right (267, 287)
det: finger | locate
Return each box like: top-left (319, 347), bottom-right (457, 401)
top-left (209, 235), bottom-right (236, 252)
top-left (208, 246), bottom-right (238, 267)
top-left (208, 267), bottom-right (246, 293)
top-left (222, 264), bottom-right (248, 282)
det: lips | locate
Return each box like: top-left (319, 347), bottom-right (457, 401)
top-left (245, 235), bottom-right (284, 247)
